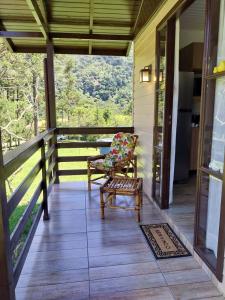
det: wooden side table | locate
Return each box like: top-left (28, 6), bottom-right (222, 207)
top-left (100, 177), bottom-right (143, 222)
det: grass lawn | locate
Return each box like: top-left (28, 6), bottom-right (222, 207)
top-left (58, 147), bottom-right (99, 182)
top-left (8, 146), bottom-right (100, 259)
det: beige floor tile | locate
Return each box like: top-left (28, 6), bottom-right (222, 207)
top-left (89, 251), bottom-right (155, 268)
top-left (169, 282), bottom-right (222, 299)
top-left (164, 268), bottom-right (210, 286)
top-left (90, 286), bottom-right (175, 300)
top-left (90, 273), bottom-right (167, 296)
top-left (158, 256), bottom-right (200, 272)
top-left (15, 182), bottom-right (224, 300)
top-left (89, 261), bottom-right (159, 280)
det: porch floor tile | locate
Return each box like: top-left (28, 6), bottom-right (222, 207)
top-left (15, 182), bottom-right (225, 300)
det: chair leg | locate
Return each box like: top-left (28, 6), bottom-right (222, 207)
top-left (87, 161), bottom-right (91, 191)
top-left (136, 194), bottom-right (141, 223)
top-left (100, 190), bottom-right (105, 219)
top-left (140, 180), bottom-right (143, 207)
top-left (134, 156), bottom-right (137, 178)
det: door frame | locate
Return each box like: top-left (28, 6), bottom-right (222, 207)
top-left (152, 0), bottom-right (196, 209)
top-left (194, 0), bottom-right (225, 282)
top-left (152, 18), bottom-right (175, 209)
top-left (152, 0), bottom-right (225, 282)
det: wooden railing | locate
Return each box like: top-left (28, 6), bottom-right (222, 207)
top-left (56, 127), bottom-right (134, 177)
top-left (0, 128), bottom-right (56, 300)
top-left (0, 126), bottom-right (134, 299)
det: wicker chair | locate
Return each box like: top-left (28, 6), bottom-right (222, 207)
top-left (87, 132), bottom-right (138, 190)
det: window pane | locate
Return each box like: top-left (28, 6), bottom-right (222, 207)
top-left (155, 149), bottom-right (163, 201)
top-left (153, 26), bottom-right (167, 202)
top-left (206, 176), bottom-right (222, 257)
top-left (156, 27), bottom-right (167, 147)
top-left (209, 77), bottom-right (225, 173)
top-left (203, 0), bottom-right (225, 172)
top-left (217, 0), bottom-right (225, 64)
top-left (197, 173), bottom-right (222, 263)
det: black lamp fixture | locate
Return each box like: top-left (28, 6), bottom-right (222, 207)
top-left (140, 64), bottom-right (152, 83)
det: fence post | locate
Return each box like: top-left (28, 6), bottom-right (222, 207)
top-left (41, 139), bottom-right (49, 221)
top-left (0, 130), bottom-right (15, 300)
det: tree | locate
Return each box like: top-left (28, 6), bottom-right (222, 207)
top-left (0, 44), bottom-right (45, 148)
top-left (0, 43), bottom-right (133, 150)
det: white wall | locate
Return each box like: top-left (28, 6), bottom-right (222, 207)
top-left (180, 29), bottom-right (204, 49)
top-left (133, 0), bottom-right (205, 200)
top-left (133, 0), bottom-right (181, 197)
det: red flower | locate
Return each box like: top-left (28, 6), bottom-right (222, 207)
top-left (115, 133), bottom-right (122, 139)
top-left (112, 149), bottom-right (119, 155)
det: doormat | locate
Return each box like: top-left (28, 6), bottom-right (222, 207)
top-left (140, 223), bottom-right (191, 259)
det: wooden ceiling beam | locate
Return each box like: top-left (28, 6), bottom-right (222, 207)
top-left (132, 0), bottom-right (144, 34)
top-left (126, 0), bottom-right (144, 56)
top-left (0, 21), bottom-right (14, 52)
top-left (133, 0), bottom-right (164, 36)
top-left (0, 31), bottom-right (133, 41)
top-left (13, 46), bottom-right (126, 56)
top-left (1, 17), bottom-right (133, 29)
top-left (26, 0), bottom-right (49, 40)
top-left (39, 0), bottom-right (48, 24)
top-left (0, 31), bottom-right (43, 38)
top-left (51, 32), bottom-right (133, 41)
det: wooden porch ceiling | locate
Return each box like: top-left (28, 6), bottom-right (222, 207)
top-left (0, 0), bottom-right (164, 56)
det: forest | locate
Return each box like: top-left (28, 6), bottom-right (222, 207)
top-left (0, 43), bottom-right (133, 151)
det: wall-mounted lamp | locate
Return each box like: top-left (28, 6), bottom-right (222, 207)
top-left (140, 65), bottom-right (152, 83)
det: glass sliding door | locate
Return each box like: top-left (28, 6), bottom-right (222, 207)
top-left (195, 0), bottom-right (225, 281)
top-left (152, 18), bottom-right (175, 209)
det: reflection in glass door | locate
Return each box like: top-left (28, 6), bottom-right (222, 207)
top-left (195, 0), bottom-right (225, 281)
top-left (153, 26), bottom-right (167, 205)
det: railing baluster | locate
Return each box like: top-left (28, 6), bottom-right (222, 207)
top-left (41, 139), bottom-right (49, 221)
top-left (0, 129), bottom-right (15, 300)
top-left (53, 131), bottom-right (59, 184)
top-left (48, 132), bottom-right (59, 184)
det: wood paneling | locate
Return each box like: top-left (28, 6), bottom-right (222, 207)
top-left (133, 0), bottom-right (180, 198)
top-left (0, 0), bottom-right (164, 55)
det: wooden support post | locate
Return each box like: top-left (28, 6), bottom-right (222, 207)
top-left (0, 130), bottom-right (15, 300)
top-left (45, 43), bottom-right (56, 129)
top-left (41, 140), bottom-right (49, 221)
top-left (44, 43), bottom-right (59, 184)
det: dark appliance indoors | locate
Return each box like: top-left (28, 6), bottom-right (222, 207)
top-left (174, 72), bottom-right (193, 182)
